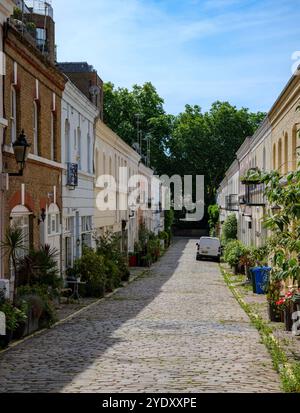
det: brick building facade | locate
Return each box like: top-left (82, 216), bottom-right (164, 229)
top-left (2, 22), bottom-right (65, 282)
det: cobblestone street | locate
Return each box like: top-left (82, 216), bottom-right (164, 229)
top-left (0, 238), bottom-right (281, 393)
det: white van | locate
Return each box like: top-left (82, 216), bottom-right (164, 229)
top-left (196, 237), bottom-right (221, 262)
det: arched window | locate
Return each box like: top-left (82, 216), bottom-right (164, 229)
top-left (10, 86), bottom-right (17, 143)
top-left (109, 156), bottom-right (112, 176)
top-left (47, 203), bottom-right (60, 236)
top-left (284, 133), bottom-right (288, 174)
top-left (292, 126), bottom-right (298, 170)
top-left (65, 120), bottom-right (70, 163)
top-left (273, 144), bottom-right (276, 170)
top-left (33, 101), bottom-right (39, 155)
top-left (278, 139), bottom-right (282, 172)
top-left (10, 205), bottom-right (31, 259)
top-left (262, 147), bottom-right (266, 171)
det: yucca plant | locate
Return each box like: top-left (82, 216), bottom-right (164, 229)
top-left (0, 226), bottom-right (28, 302)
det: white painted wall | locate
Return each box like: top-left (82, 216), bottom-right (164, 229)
top-left (61, 81), bottom-right (98, 273)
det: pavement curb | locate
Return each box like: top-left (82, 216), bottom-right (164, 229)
top-left (220, 265), bottom-right (297, 392)
top-left (0, 267), bottom-right (151, 356)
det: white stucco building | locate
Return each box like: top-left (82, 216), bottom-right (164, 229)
top-left (61, 80), bottom-right (98, 273)
top-left (94, 120), bottom-right (140, 253)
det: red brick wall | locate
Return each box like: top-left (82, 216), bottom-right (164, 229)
top-left (2, 24), bottom-right (66, 277)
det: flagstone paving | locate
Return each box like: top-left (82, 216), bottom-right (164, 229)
top-left (0, 238), bottom-right (281, 393)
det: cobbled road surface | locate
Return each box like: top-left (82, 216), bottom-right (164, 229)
top-left (0, 238), bottom-right (281, 393)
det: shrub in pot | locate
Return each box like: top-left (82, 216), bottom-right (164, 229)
top-left (0, 300), bottom-right (27, 348)
top-left (224, 240), bottom-right (248, 274)
top-left (267, 280), bottom-right (282, 322)
top-left (72, 247), bottom-right (106, 298)
top-left (221, 214), bottom-right (237, 245)
top-left (16, 285), bottom-right (57, 334)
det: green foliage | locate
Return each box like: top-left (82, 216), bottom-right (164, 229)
top-left (96, 232), bottom-right (130, 283)
top-left (72, 247), bottom-right (106, 298)
top-left (71, 232), bottom-right (131, 298)
top-left (0, 300), bottom-right (27, 333)
top-left (17, 245), bottom-right (62, 290)
top-left (12, 7), bottom-right (22, 20)
top-left (224, 240), bottom-right (248, 267)
top-left (104, 81), bottom-right (265, 212)
top-left (208, 204), bottom-right (220, 236)
top-left (164, 209), bottom-right (174, 244)
top-left (222, 268), bottom-right (300, 393)
top-left (221, 214), bottom-right (237, 245)
top-left (255, 164), bottom-right (300, 285)
top-left (16, 284), bottom-right (58, 327)
top-left (251, 245), bottom-right (269, 267)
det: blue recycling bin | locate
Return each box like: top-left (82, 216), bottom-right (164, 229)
top-left (250, 266), bottom-right (271, 294)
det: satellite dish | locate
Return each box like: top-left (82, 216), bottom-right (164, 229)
top-left (89, 85), bottom-right (101, 97)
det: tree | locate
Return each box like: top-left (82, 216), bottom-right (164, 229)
top-left (221, 214), bottom-right (238, 245)
top-left (104, 81), bottom-right (265, 226)
top-left (208, 204), bottom-right (220, 236)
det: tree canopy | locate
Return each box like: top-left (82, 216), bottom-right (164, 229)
top-left (103, 81), bottom-right (265, 222)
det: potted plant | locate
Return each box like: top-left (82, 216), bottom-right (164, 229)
top-left (267, 280), bottom-right (282, 322)
top-left (240, 168), bottom-right (263, 185)
top-left (128, 252), bottom-right (137, 267)
top-left (0, 300), bottom-right (27, 348)
top-left (276, 290), bottom-right (300, 332)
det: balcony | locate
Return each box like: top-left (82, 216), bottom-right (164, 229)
top-left (66, 163), bottom-right (78, 188)
top-left (225, 194), bottom-right (239, 211)
top-left (25, 1), bottom-right (54, 19)
top-left (240, 183), bottom-right (266, 207)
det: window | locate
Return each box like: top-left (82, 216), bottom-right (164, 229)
top-left (10, 206), bottom-right (31, 260)
top-left (278, 139), bottom-right (282, 173)
top-left (47, 204), bottom-right (60, 236)
top-left (33, 101), bottom-right (39, 155)
top-left (10, 86), bottom-right (17, 143)
top-left (82, 216), bottom-right (92, 232)
top-left (262, 147), bottom-right (266, 171)
top-left (81, 216), bottom-right (92, 248)
top-left (64, 216), bottom-right (74, 269)
top-left (273, 144), bottom-right (276, 170)
top-left (65, 120), bottom-right (70, 163)
top-left (65, 216), bottom-right (74, 233)
top-left (103, 153), bottom-right (106, 175)
top-left (284, 133), bottom-right (288, 174)
top-left (77, 128), bottom-right (81, 169)
top-left (292, 126), bottom-right (298, 171)
top-left (36, 28), bottom-right (47, 50)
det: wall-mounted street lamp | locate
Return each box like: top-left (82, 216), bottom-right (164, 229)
top-left (9, 130), bottom-right (30, 177)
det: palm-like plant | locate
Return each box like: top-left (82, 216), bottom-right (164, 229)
top-left (0, 226), bottom-right (27, 302)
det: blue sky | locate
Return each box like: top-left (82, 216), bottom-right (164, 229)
top-left (52, 0), bottom-right (300, 115)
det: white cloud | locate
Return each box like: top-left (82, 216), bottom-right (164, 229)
top-left (52, 0), bottom-right (300, 114)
